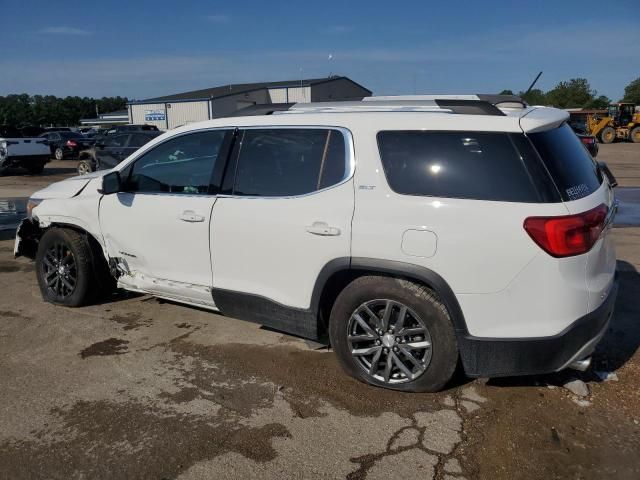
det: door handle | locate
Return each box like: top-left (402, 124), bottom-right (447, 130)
top-left (179, 210), bottom-right (205, 222)
top-left (306, 221), bottom-right (341, 236)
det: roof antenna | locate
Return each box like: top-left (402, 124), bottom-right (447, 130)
top-left (524, 71), bottom-right (543, 95)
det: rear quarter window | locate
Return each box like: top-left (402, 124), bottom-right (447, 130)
top-left (528, 124), bottom-right (602, 201)
top-left (377, 131), bottom-right (544, 202)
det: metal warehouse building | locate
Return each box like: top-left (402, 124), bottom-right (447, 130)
top-left (127, 76), bottom-right (371, 130)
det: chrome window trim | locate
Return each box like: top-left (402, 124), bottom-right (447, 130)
top-left (220, 125), bottom-right (355, 200)
top-left (115, 125), bottom-right (355, 200)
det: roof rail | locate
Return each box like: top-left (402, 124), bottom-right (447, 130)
top-left (365, 94), bottom-right (528, 109)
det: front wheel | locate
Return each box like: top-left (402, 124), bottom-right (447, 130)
top-left (77, 160), bottom-right (93, 175)
top-left (35, 228), bottom-right (97, 307)
top-left (599, 126), bottom-right (616, 144)
top-left (329, 276), bottom-right (458, 392)
top-left (630, 126), bottom-right (640, 144)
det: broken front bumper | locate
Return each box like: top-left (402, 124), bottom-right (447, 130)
top-left (14, 218), bottom-right (40, 259)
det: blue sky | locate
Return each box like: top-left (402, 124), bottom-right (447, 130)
top-left (0, 0), bottom-right (637, 100)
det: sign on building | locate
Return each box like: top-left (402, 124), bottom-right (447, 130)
top-left (145, 109), bottom-right (166, 121)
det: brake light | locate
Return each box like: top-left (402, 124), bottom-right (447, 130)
top-left (66, 140), bottom-right (77, 147)
top-left (580, 137), bottom-right (595, 145)
top-left (523, 204), bottom-right (608, 257)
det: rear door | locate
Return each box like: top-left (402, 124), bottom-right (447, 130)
top-left (210, 127), bottom-right (354, 317)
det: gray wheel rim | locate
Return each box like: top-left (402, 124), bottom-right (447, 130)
top-left (347, 299), bottom-right (433, 384)
top-left (41, 242), bottom-right (77, 298)
top-left (55, 148), bottom-right (63, 160)
top-left (78, 162), bottom-right (89, 175)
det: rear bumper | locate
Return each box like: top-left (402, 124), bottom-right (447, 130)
top-left (459, 275), bottom-right (618, 377)
top-left (0, 154), bottom-right (50, 169)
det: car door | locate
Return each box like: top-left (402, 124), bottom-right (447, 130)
top-left (99, 128), bottom-right (232, 306)
top-left (48, 133), bottom-right (60, 155)
top-left (210, 127), bottom-right (355, 329)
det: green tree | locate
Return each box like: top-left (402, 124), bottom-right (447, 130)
top-left (519, 88), bottom-right (546, 105)
top-left (499, 89), bottom-right (514, 95)
top-left (0, 94), bottom-right (128, 127)
top-left (621, 77), bottom-right (640, 104)
top-left (585, 95), bottom-right (611, 109)
top-left (544, 78), bottom-right (595, 108)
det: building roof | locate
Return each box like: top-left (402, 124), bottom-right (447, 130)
top-left (131, 76), bottom-right (371, 104)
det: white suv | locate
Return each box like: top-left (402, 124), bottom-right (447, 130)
top-left (15, 95), bottom-right (618, 392)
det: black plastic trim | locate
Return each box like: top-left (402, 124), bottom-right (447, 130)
top-left (349, 257), bottom-right (469, 334)
top-left (459, 277), bottom-right (618, 377)
top-left (434, 99), bottom-right (505, 116)
top-left (211, 287), bottom-right (319, 340)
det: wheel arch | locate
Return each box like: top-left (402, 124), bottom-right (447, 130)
top-left (312, 257), bottom-right (469, 339)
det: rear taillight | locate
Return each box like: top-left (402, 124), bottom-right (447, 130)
top-left (524, 204), bottom-right (608, 257)
top-left (66, 140), bottom-right (77, 147)
top-left (580, 137), bottom-right (594, 145)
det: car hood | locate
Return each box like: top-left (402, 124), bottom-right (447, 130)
top-left (31, 170), bottom-right (109, 200)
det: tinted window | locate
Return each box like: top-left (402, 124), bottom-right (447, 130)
top-left (233, 129), bottom-right (346, 197)
top-left (528, 124), bottom-right (602, 201)
top-left (60, 132), bottom-right (83, 139)
top-left (128, 133), bottom-right (158, 148)
top-left (377, 131), bottom-right (542, 202)
top-left (127, 130), bottom-right (226, 194)
top-left (105, 135), bottom-right (128, 148)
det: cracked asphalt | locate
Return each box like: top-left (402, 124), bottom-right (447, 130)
top-left (1, 143), bottom-right (639, 479)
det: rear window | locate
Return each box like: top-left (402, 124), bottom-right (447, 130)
top-left (377, 131), bottom-right (543, 202)
top-left (528, 124), bottom-right (602, 201)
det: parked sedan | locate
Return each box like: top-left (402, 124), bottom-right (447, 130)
top-left (40, 131), bottom-right (93, 160)
top-left (76, 132), bottom-right (161, 174)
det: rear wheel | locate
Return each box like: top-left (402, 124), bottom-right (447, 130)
top-left (36, 228), bottom-right (97, 307)
top-left (54, 147), bottom-right (64, 160)
top-left (329, 276), bottom-right (458, 392)
top-left (599, 126), bottom-right (616, 144)
top-left (630, 126), bottom-right (640, 144)
top-left (26, 161), bottom-right (45, 174)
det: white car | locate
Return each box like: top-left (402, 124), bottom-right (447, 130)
top-left (15, 95), bottom-right (618, 392)
top-left (0, 125), bottom-right (50, 174)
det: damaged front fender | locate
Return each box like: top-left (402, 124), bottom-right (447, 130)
top-left (14, 218), bottom-right (42, 259)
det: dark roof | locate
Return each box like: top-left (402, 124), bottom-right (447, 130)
top-left (101, 109), bottom-right (128, 117)
top-left (132, 76), bottom-right (371, 104)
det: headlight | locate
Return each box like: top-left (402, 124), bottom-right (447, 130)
top-left (26, 198), bottom-right (43, 219)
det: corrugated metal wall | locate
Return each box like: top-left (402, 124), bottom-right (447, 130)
top-left (166, 101), bottom-right (209, 129)
top-left (286, 86), bottom-right (311, 103)
top-left (268, 88), bottom-right (287, 103)
top-left (131, 103), bottom-right (167, 130)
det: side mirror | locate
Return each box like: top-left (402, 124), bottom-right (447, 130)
top-left (99, 171), bottom-right (122, 195)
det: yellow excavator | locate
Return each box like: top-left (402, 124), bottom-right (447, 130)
top-left (587, 102), bottom-right (640, 143)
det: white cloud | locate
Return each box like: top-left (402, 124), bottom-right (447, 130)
top-left (39, 26), bottom-right (92, 36)
top-left (206, 14), bottom-right (230, 24)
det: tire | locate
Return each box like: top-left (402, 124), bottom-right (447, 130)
top-left (630, 126), bottom-right (640, 144)
top-left (77, 160), bottom-right (93, 175)
top-left (329, 276), bottom-right (458, 392)
top-left (599, 126), bottom-right (616, 144)
top-left (26, 161), bottom-right (45, 174)
top-left (54, 147), bottom-right (64, 160)
top-left (35, 228), bottom-right (98, 307)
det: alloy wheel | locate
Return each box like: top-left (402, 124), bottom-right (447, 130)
top-left (41, 242), bottom-right (77, 298)
top-left (347, 299), bottom-right (433, 384)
